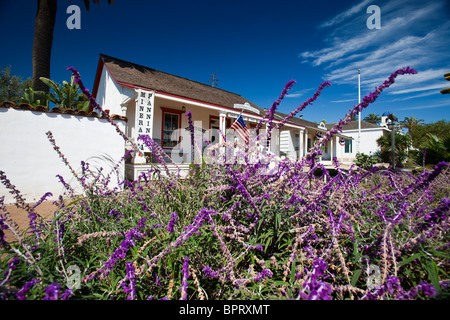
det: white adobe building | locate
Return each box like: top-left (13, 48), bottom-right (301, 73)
top-left (326, 117), bottom-right (391, 161)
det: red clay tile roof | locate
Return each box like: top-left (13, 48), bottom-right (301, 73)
top-left (0, 101), bottom-right (127, 122)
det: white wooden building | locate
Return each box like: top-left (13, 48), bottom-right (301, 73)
top-left (92, 54), bottom-right (354, 180)
top-left (326, 119), bottom-right (391, 161)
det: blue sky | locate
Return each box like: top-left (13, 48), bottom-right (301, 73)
top-left (1, 0), bottom-right (449, 124)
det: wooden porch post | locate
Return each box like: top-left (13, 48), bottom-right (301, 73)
top-left (304, 129), bottom-right (308, 156)
top-left (330, 137), bottom-right (334, 162)
top-left (299, 128), bottom-right (304, 159)
top-left (219, 112), bottom-right (226, 143)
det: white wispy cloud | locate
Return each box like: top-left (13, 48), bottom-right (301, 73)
top-left (285, 93), bottom-right (303, 98)
top-left (330, 99), bottom-right (357, 103)
top-left (390, 83), bottom-right (448, 95)
top-left (285, 88), bottom-right (316, 99)
top-left (397, 102), bottom-right (450, 111)
top-left (299, 0), bottom-right (449, 98)
top-left (319, 0), bottom-right (373, 29)
top-left (392, 90), bottom-right (441, 101)
top-left (301, 2), bottom-right (445, 67)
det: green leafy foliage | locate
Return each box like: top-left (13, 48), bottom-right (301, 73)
top-left (363, 113), bottom-right (381, 124)
top-left (39, 76), bottom-right (90, 111)
top-left (412, 134), bottom-right (450, 167)
top-left (376, 133), bottom-right (412, 166)
top-left (0, 66), bottom-right (32, 104)
top-left (21, 87), bottom-right (48, 108)
top-left (354, 152), bottom-right (379, 170)
top-left (409, 120), bottom-right (450, 150)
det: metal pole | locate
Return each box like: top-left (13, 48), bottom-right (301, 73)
top-left (358, 69), bottom-right (361, 154)
top-left (391, 123), bottom-right (395, 169)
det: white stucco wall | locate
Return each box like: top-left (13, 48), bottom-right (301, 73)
top-left (96, 66), bottom-right (135, 116)
top-left (0, 107), bottom-right (126, 204)
top-left (342, 128), bottom-right (389, 157)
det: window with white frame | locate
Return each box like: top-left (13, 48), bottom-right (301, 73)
top-left (345, 139), bottom-right (352, 153)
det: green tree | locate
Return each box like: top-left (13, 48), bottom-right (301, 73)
top-left (414, 134), bottom-right (450, 166)
top-left (363, 113), bottom-right (381, 124)
top-left (409, 120), bottom-right (450, 149)
top-left (376, 133), bottom-right (412, 167)
top-left (400, 115), bottom-right (424, 137)
top-left (32, 0), bottom-right (114, 93)
top-left (422, 134), bottom-right (450, 165)
top-left (0, 66), bottom-right (32, 103)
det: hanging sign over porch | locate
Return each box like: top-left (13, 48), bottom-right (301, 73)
top-left (135, 89), bottom-right (155, 152)
top-left (233, 102), bottom-right (260, 114)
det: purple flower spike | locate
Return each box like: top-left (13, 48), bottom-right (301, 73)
top-left (122, 261), bottom-right (137, 300)
top-left (85, 217), bottom-right (148, 282)
top-left (276, 81), bottom-right (332, 131)
top-left (16, 279), bottom-right (40, 300)
top-left (256, 80), bottom-right (297, 132)
top-left (166, 212), bottom-right (178, 234)
top-left (180, 256), bottom-right (190, 300)
top-left (185, 110), bottom-right (195, 149)
top-left (202, 266), bottom-right (220, 278)
top-left (43, 282), bottom-right (72, 300)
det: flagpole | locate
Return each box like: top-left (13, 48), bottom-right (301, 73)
top-left (222, 110), bottom-right (245, 162)
top-left (224, 109), bottom-right (244, 138)
top-left (358, 69), bottom-right (361, 154)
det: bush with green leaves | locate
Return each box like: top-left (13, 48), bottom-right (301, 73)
top-left (377, 133), bottom-right (412, 167)
top-left (18, 75), bottom-right (90, 111)
top-left (21, 87), bottom-right (48, 108)
top-left (411, 134), bottom-right (450, 167)
top-left (39, 76), bottom-right (90, 112)
top-left (354, 152), bottom-right (379, 170)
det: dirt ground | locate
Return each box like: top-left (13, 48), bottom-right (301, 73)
top-left (3, 201), bottom-right (58, 243)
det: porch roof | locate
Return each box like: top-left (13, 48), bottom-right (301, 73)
top-left (273, 111), bottom-right (323, 131)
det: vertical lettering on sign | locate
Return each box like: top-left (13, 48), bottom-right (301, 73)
top-left (135, 89), bottom-right (155, 152)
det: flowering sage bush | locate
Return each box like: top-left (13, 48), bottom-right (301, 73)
top-left (0, 67), bottom-right (449, 300)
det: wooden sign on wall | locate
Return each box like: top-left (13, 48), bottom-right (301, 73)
top-left (135, 89), bottom-right (155, 152)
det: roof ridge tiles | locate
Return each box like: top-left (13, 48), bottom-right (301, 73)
top-left (0, 101), bottom-right (127, 122)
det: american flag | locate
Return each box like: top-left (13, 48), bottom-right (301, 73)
top-left (231, 114), bottom-right (250, 144)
